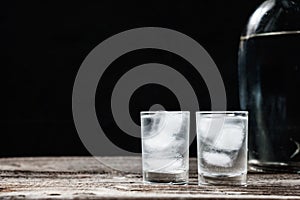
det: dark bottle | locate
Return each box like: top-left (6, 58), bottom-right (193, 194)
top-left (239, 0), bottom-right (300, 172)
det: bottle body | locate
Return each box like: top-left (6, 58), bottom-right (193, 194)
top-left (239, 0), bottom-right (300, 172)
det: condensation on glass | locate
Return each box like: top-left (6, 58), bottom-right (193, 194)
top-left (196, 111), bottom-right (248, 186)
top-left (141, 111), bottom-right (189, 184)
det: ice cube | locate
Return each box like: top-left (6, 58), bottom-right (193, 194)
top-left (162, 113), bottom-right (183, 134)
top-left (203, 151), bottom-right (232, 167)
top-left (197, 117), bottom-right (212, 139)
top-left (143, 113), bottom-right (183, 152)
top-left (197, 117), bottom-right (226, 143)
top-left (141, 113), bottom-right (163, 138)
top-left (214, 124), bottom-right (245, 151)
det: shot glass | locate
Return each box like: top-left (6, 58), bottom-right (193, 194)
top-left (141, 111), bottom-right (190, 184)
top-left (196, 111), bottom-right (248, 186)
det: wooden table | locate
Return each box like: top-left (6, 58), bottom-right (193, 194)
top-left (0, 157), bottom-right (299, 199)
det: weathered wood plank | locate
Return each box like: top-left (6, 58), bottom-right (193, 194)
top-left (0, 157), bottom-right (300, 199)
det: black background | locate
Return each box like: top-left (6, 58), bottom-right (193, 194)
top-left (3, 1), bottom-right (263, 157)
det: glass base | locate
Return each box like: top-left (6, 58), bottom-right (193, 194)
top-left (143, 171), bottom-right (188, 185)
top-left (199, 173), bottom-right (247, 186)
top-left (249, 160), bottom-right (300, 173)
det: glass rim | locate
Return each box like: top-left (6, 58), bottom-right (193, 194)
top-left (140, 111), bottom-right (190, 114)
top-left (196, 111), bottom-right (248, 114)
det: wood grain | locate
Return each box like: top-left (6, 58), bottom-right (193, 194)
top-left (0, 157), bottom-right (300, 199)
